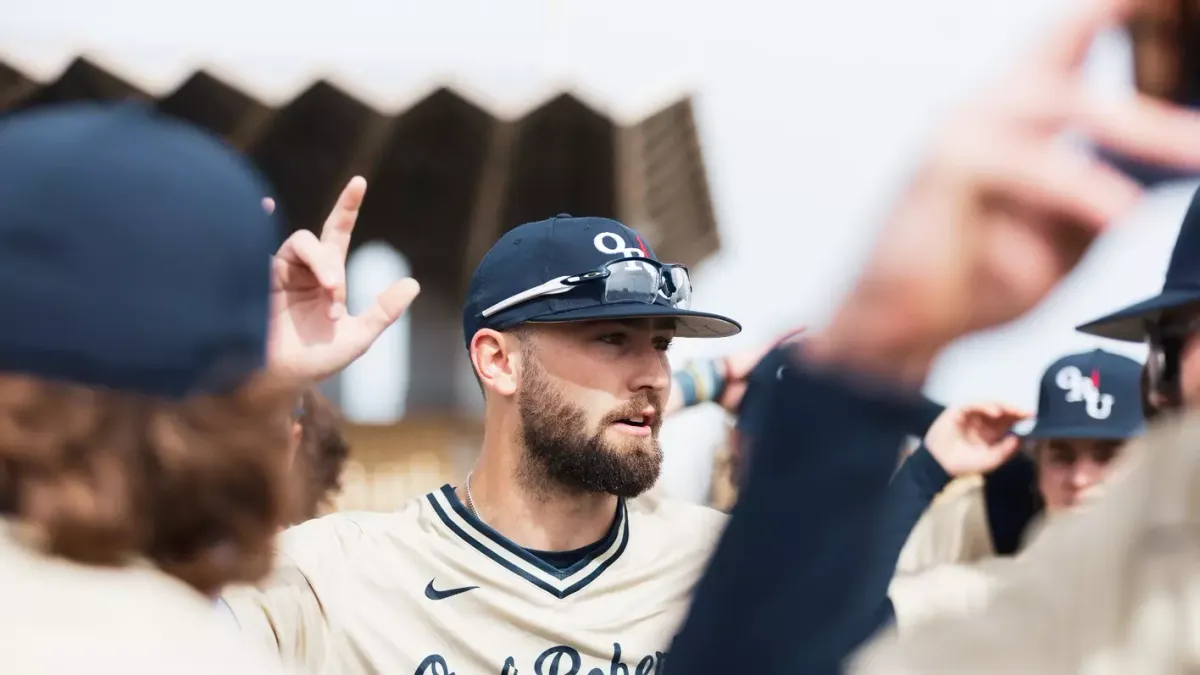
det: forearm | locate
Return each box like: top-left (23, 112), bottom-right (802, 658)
top-left (881, 446), bottom-right (952, 570)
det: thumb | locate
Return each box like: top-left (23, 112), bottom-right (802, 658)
top-left (351, 278), bottom-right (421, 343)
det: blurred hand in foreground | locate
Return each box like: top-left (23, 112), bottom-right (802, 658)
top-left (809, 0), bottom-right (1200, 383)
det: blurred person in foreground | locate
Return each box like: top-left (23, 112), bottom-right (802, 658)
top-left (0, 104), bottom-right (419, 674)
top-left (0, 104), bottom-right (289, 674)
top-left (665, 0), bottom-right (1200, 671)
top-left (889, 350), bottom-right (1145, 632)
top-left (222, 214), bottom-right (746, 674)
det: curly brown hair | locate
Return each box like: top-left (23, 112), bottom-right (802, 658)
top-left (0, 373), bottom-right (299, 597)
top-left (291, 389), bottom-right (350, 521)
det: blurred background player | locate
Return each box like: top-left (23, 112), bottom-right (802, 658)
top-left (221, 215), bottom-right (741, 674)
top-left (286, 389), bottom-right (351, 524)
top-left (888, 349), bottom-right (1145, 631)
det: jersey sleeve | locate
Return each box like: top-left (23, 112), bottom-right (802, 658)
top-left (894, 476), bottom-right (993, 575)
top-left (220, 515), bottom-right (362, 672)
top-left (886, 554), bottom-right (1012, 633)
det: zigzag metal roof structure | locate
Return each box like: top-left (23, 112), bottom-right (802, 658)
top-left (0, 57), bottom-right (721, 296)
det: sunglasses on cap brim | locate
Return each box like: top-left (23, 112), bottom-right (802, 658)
top-left (481, 258), bottom-right (692, 319)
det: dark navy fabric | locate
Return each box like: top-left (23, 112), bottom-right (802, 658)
top-left (0, 102), bottom-right (278, 399)
top-left (982, 453), bottom-right (1041, 556)
top-left (671, 351), bottom-right (932, 674)
top-left (734, 346), bottom-right (945, 490)
top-left (1078, 183), bottom-right (1200, 341)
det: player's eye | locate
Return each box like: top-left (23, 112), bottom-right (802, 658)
top-left (598, 333), bottom-right (627, 346)
top-left (1047, 445), bottom-right (1076, 466)
top-left (653, 337), bottom-right (673, 352)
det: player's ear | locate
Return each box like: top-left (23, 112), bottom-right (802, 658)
top-left (471, 329), bottom-right (519, 397)
top-left (287, 420), bottom-right (303, 470)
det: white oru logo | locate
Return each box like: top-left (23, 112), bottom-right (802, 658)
top-left (1055, 366), bottom-right (1115, 420)
top-left (594, 232), bottom-right (649, 274)
top-left (594, 232), bottom-right (646, 260)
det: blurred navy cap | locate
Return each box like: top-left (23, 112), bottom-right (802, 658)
top-left (0, 102), bottom-right (278, 399)
top-left (1077, 184), bottom-right (1200, 341)
top-left (462, 214), bottom-right (740, 346)
top-left (1023, 349), bottom-right (1145, 440)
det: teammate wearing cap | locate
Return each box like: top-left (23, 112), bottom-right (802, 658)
top-left (0, 104), bottom-right (417, 673)
top-left (222, 215), bottom-right (741, 674)
top-left (886, 349), bottom-right (1146, 632)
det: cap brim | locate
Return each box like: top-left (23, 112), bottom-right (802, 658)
top-left (525, 302), bottom-right (742, 338)
top-left (1075, 288), bottom-right (1200, 342)
top-left (1021, 422), bottom-right (1144, 440)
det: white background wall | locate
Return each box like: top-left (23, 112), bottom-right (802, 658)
top-left (6, 0), bottom-right (1193, 502)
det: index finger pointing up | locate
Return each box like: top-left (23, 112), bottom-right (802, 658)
top-left (320, 176), bottom-right (368, 264)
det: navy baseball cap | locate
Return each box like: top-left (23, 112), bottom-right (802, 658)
top-left (1023, 349), bottom-right (1145, 440)
top-left (0, 102), bottom-right (278, 399)
top-left (1077, 184), bottom-right (1200, 342)
top-left (462, 215), bottom-right (741, 345)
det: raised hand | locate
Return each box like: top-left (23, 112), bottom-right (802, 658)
top-left (266, 177), bottom-right (421, 383)
top-left (809, 0), bottom-right (1200, 383)
top-left (923, 403), bottom-right (1031, 477)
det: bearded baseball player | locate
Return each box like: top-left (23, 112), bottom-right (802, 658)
top-left (222, 214), bottom-right (742, 674)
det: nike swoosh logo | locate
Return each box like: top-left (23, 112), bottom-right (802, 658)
top-left (424, 579), bottom-right (479, 601)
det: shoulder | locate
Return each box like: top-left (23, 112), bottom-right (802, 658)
top-left (275, 496), bottom-right (427, 570)
top-left (628, 491), bottom-right (727, 544)
top-left (0, 545), bottom-right (289, 674)
top-left (897, 476), bottom-right (994, 573)
top-left (888, 553), bottom-right (1016, 633)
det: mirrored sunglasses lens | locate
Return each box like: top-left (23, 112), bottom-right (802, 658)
top-left (603, 260), bottom-right (660, 304)
top-left (668, 267), bottom-right (692, 309)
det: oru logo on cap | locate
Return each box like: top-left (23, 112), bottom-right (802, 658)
top-left (1055, 366), bottom-right (1115, 420)
top-left (593, 232), bottom-right (648, 260)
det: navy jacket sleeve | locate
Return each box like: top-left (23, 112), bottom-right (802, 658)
top-left (879, 445), bottom-right (951, 565)
top-left (670, 351), bottom-right (936, 675)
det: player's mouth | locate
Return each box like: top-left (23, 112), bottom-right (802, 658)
top-left (611, 410), bottom-right (656, 437)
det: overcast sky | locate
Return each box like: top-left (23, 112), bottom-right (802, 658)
top-left (5, 0), bottom-right (1193, 501)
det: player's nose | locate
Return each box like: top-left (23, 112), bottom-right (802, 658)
top-left (628, 346), bottom-right (670, 394)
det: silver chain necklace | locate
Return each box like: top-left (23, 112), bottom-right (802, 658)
top-left (464, 471), bottom-right (481, 520)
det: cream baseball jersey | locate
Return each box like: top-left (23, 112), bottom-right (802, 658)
top-left (0, 521), bottom-right (291, 675)
top-left (854, 414), bottom-right (1200, 674)
top-left (221, 485), bottom-right (727, 675)
top-left (894, 475), bottom-right (995, 575)
top-left (888, 476), bottom-right (1006, 632)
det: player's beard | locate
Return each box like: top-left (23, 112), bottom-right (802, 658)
top-left (517, 358), bottom-right (663, 499)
